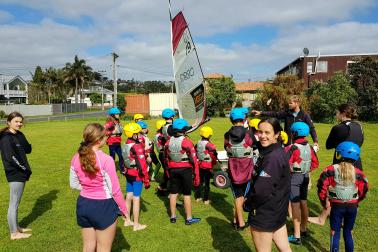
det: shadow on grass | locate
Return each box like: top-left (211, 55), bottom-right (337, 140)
top-left (207, 217), bottom-right (251, 252)
top-left (210, 191), bottom-right (234, 223)
top-left (155, 191), bottom-right (186, 219)
top-left (308, 199), bottom-right (323, 217)
top-left (20, 189), bottom-right (59, 227)
top-left (112, 226), bottom-right (131, 251)
top-left (140, 197), bottom-right (151, 213)
top-left (301, 231), bottom-right (328, 252)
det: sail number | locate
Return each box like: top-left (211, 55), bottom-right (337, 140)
top-left (180, 67), bottom-right (194, 82)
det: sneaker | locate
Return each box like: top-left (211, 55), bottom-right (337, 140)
top-left (288, 235), bottom-right (301, 245)
top-left (185, 217), bottom-right (201, 225)
top-left (204, 200), bottom-right (211, 205)
top-left (170, 217), bottom-right (177, 223)
top-left (195, 198), bottom-right (202, 202)
top-left (231, 221), bottom-right (238, 229)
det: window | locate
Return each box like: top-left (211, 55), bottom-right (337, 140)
top-left (347, 60), bottom-right (355, 74)
top-left (307, 62), bottom-right (313, 73)
top-left (316, 61), bottom-right (328, 73)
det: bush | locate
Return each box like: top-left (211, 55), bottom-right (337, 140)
top-left (0, 110), bottom-right (7, 119)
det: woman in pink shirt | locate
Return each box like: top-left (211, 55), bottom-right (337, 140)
top-left (70, 123), bottom-right (127, 252)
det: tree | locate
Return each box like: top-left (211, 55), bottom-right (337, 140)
top-left (349, 57), bottom-right (378, 121)
top-left (63, 55), bottom-right (93, 103)
top-left (307, 72), bottom-right (357, 122)
top-left (253, 75), bottom-right (307, 112)
top-left (116, 93), bottom-right (126, 112)
top-left (88, 93), bottom-right (102, 104)
top-left (206, 77), bottom-right (236, 117)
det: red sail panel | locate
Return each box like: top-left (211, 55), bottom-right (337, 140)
top-left (171, 12), bottom-right (187, 55)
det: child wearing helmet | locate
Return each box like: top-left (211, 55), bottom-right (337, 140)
top-left (317, 141), bottom-right (368, 252)
top-left (122, 123), bottom-right (150, 231)
top-left (157, 108), bottom-right (176, 193)
top-left (285, 122), bottom-right (319, 245)
top-left (194, 126), bottom-right (218, 204)
top-left (133, 114), bottom-right (144, 123)
top-left (224, 108), bottom-right (254, 230)
top-left (164, 118), bottom-right (201, 225)
top-left (136, 121), bottom-right (161, 179)
top-left (104, 107), bottom-right (124, 173)
top-left (151, 119), bottom-right (166, 181)
top-left (248, 118), bottom-right (262, 165)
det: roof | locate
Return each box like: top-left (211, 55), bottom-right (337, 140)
top-left (235, 81), bottom-right (264, 92)
top-left (276, 52), bottom-right (378, 75)
top-left (0, 75), bottom-right (28, 85)
top-left (204, 73), bottom-right (226, 79)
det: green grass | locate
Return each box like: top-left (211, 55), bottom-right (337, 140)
top-left (0, 118), bottom-right (377, 251)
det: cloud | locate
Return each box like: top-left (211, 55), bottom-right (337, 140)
top-left (0, 10), bottom-right (13, 23)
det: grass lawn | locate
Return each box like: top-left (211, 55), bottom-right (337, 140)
top-left (0, 118), bottom-right (377, 251)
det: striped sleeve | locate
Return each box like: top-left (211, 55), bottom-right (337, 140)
top-left (69, 155), bottom-right (82, 190)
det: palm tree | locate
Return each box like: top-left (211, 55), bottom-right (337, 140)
top-left (63, 55), bottom-right (93, 103)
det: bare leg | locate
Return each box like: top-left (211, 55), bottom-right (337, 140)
top-left (308, 198), bottom-right (330, 226)
top-left (272, 225), bottom-right (292, 252)
top-left (82, 227), bottom-right (97, 252)
top-left (288, 203), bottom-right (292, 219)
top-left (300, 200), bottom-right (308, 232)
top-left (183, 195), bottom-right (192, 219)
top-left (170, 193), bottom-right (178, 217)
top-left (132, 196), bottom-right (146, 231)
top-left (250, 227), bottom-right (273, 252)
top-left (291, 202), bottom-right (301, 238)
top-left (95, 220), bottom-right (117, 252)
top-left (235, 197), bottom-right (246, 227)
top-left (124, 192), bottom-right (134, 226)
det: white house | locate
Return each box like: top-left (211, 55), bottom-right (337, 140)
top-left (0, 75), bottom-right (28, 104)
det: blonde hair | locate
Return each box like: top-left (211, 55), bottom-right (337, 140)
top-left (337, 162), bottom-right (356, 185)
top-left (288, 95), bottom-right (301, 104)
top-left (78, 123), bottom-right (106, 174)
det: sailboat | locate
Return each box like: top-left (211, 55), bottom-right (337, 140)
top-left (169, 1), bottom-right (208, 132)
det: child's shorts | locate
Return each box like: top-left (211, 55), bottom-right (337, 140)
top-left (290, 173), bottom-right (310, 202)
top-left (76, 196), bottom-right (119, 230)
top-left (126, 176), bottom-right (143, 197)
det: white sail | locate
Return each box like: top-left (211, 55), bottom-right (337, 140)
top-left (170, 10), bottom-right (207, 132)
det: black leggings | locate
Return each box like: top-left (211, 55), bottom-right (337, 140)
top-left (195, 169), bottom-right (212, 201)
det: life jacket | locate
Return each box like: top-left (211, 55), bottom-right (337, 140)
top-left (122, 143), bottom-right (137, 169)
top-left (328, 164), bottom-right (358, 202)
top-left (196, 140), bottom-right (211, 163)
top-left (168, 136), bottom-right (189, 162)
top-left (162, 124), bottom-right (171, 141)
top-left (226, 137), bottom-right (252, 158)
top-left (111, 122), bottom-right (122, 136)
top-left (291, 143), bottom-right (311, 173)
top-left (154, 133), bottom-right (164, 152)
top-left (141, 134), bottom-right (152, 152)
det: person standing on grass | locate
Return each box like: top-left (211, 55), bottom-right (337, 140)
top-left (317, 141), bottom-right (368, 252)
top-left (308, 104), bottom-right (364, 226)
top-left (0, 112), bottom-right (32, 240)
top-left (243, 118), bottom-right (291, 252)
top-left (104, 107), bottom-right (124, 173)
top-left (151, 119), bottom-right (166, 181)
top-left (70, 123), bottom-right (127, 251)
top-left (224, 108), bottom-right (254, 231)
top-left (122, 123), bottom-right (150, 231)
top-left (165, 118), bottom-right (200, 225)
top-left (194, 126), bottom-right (218, 205)
top-left (285, 122), bottom-right (319, 245)
top-left (157, 108), bottom-right (176, 194)
top-left (133, 113), bottom-right (144, 123)
top-left (251, 95), bottom-right (319, 149)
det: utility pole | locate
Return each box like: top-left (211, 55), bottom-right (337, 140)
top-left (98, 70), bottom-right (106, 111)
top-left (112, 52), bottom-right (119, 107)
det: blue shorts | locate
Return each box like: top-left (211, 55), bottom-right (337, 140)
top-left (231, 181), bottom-right (250, 199)
top-left (76, 196), bottom-right (119, 230)
top-left (126, 176), bottom-right (143, 197)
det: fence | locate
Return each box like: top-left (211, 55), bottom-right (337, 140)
top-left (0, 103), bottom-right (88, 117)
top-left (52, 103), bottom-right (87, 114)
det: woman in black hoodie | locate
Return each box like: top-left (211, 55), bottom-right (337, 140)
top-left (244, 118), bottom-right (291, 252)
top-left (0, 112), bottom-right (32, 240)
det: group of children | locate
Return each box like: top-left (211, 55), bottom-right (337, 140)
top-left (103, 106), bottom-right (368, 251)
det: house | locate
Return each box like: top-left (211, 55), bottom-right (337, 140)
top-left (68, 86), bottom-right (114, 107)
top-left (276, 53), bottom-right (378, 88)
top-left (0, 75), bottom-right (28, 104)
top-left (235, 81), bottom-right (265, 107)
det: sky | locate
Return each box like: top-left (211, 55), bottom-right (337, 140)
top-left (0, 0), bottom-right (378, 82)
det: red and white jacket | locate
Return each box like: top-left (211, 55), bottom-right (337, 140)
top-left (195, 139), bottom-right (217, 170)
top-left (104, 120), bottom-right (122, 145)
top-left (284, 138), bottom-right (319, 173)
top-left (123, 139), bottom-right (149, 186)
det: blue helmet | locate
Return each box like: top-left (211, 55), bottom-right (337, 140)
top-left (162, 108), bottom-right (176, 119)
top-left (172, 118), bottom-right (190, 130)
top-left (230, 108), bottom-right (245, 121)
top-left (336, 141), bottom-right (360, 161)
top-left (290, 122), bottom-right (310, 137)
top-left (108, 107), bottom-right (121, 115)
top-left (240, 107), bottom-right (249, 116)
top-left (137, 121), bottom-right (148, 129)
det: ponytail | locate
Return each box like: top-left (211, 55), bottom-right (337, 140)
top-left (78, 123), bottom-right (106, 174)
top-left (338, 161), bottom-right (356, 185)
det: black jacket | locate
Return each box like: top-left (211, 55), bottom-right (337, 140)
top-left (261, 109), bottom-right (318, 144)
top-left (326, 120), bottom-right (364, 169)
top-left (245, 143), bottom-right (290, 232)
top-left (0, 130), bottom-right (32, 182)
